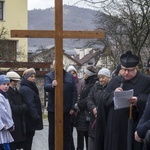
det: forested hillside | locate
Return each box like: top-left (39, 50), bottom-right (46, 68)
top-left (28, 5), bottom-right (97, 52)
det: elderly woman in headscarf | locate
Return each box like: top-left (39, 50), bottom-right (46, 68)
top-left (87, 67), bottom-right (111, 150)
top-left (74, 65), bottom-right (98, 150)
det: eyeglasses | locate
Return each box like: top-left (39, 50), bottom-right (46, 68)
top-left (121, 67), bottom-right (136, 72)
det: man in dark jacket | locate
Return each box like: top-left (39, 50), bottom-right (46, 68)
top-left (135, 94), bottom-right (150, 150)
top-left (95, 51), bottom-right (150, 150)
top-left (44, 60), bottom-right (77, 150)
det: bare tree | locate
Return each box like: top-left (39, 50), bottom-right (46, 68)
top-left (0, 26), bottom-right (9, 39)
top-left (81, 0), bottom-right (150, 69)
top-left (0, 26), bottom-right (26, 63)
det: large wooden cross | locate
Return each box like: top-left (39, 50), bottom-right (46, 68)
top-left (11, 0), bottom-right (104, 149)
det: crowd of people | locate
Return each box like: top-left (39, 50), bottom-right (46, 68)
top-left (0, 50), bottom-right (150, 150)
top-left (0, 68), bottom-right (43, 150)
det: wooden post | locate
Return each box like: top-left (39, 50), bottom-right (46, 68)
top-left (54, 0), bottom-right (63, 149)
top-left (11, 1), bottom-right (105, 149)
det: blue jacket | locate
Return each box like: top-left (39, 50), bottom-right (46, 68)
top-left (44, 70), bottom-right (77, 112)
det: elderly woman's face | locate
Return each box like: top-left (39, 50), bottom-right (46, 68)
top-left (98, 75), bottom-right (110, 86)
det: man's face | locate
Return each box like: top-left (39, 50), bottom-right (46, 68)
top-left (121, 66), bottom-right (137, 80)
top-left (52, 60), bottom-right (64, 69)
top-left (10, 80), bottom-right (19, 88)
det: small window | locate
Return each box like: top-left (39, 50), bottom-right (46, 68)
top-left (0, 1), bottom-right (4, 20)
top-left (0, 40), bottom-right (17, 61)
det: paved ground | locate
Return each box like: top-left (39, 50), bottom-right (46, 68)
top-left (32, 119), bottom-right (49, 150)
top-left (32, 119), bottom-right (84, 150)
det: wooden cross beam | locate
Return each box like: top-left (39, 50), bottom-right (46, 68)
top-left (11, 0), bottom-right (104, 150)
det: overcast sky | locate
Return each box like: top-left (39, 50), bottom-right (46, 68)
top-left (28, 0), bottom-right (94, 10)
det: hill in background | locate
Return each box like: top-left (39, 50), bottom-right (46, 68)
top-left (28, 5), bottom-right (97, 53)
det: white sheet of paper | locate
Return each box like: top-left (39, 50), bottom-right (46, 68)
top-left (114, 89), bottom-right (134, 110)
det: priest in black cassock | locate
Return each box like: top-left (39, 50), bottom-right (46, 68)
top-left (95, 51), bottom-right (150, 150)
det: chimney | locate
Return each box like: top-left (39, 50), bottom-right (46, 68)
top-left (84, 48), bottom-right (92, 55)
top-left (79, 49), bottom-right (85, 59)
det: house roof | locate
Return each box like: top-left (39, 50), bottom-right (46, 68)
top-left (28, 46), bottom-right (101, 66)
top-left (28, 46), bottom-right (81, 65)
top-left (74, 49), bottom-right (101, 65)
top-left (63, 52), bottom-right (82, 66)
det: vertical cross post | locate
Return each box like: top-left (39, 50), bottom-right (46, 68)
top-left (54, 0), bottom-right (63, 149)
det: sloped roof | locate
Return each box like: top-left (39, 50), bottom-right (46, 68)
top-left (63, 52), bottom-right (82, 66)
top-left (74, 49), bottom-right (101, 65)
top-left (28, 46), bottom-right (101, 66)
top-left (28, 46), bottom-right (81, 65)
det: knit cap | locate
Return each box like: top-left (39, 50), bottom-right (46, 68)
top-left (22, 68), bottom-right (36, 79)
top-left (98, 68), bottom-right (110, 78)
top-left (0, 75), bottom-right (10, 85)
top-left (67, 66), bottom-right (77, 73)
top-left (84, 65), bottom-right (97, 77)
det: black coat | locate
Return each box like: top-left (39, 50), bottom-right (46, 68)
top-left (137, 95), bottom-right (150, 138)
top-left (87, 81), bottom-right (107, 138)
top-left (76, 75), bottom-right (98, 131)
top-left (7, 87), bottom-right (27, 142)
top-left (95, 71), bottom-right (150, 150)
top-left (19, 78), bottom-right (43, 132)
top-left (44, 70), bottom-right (77, 112)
